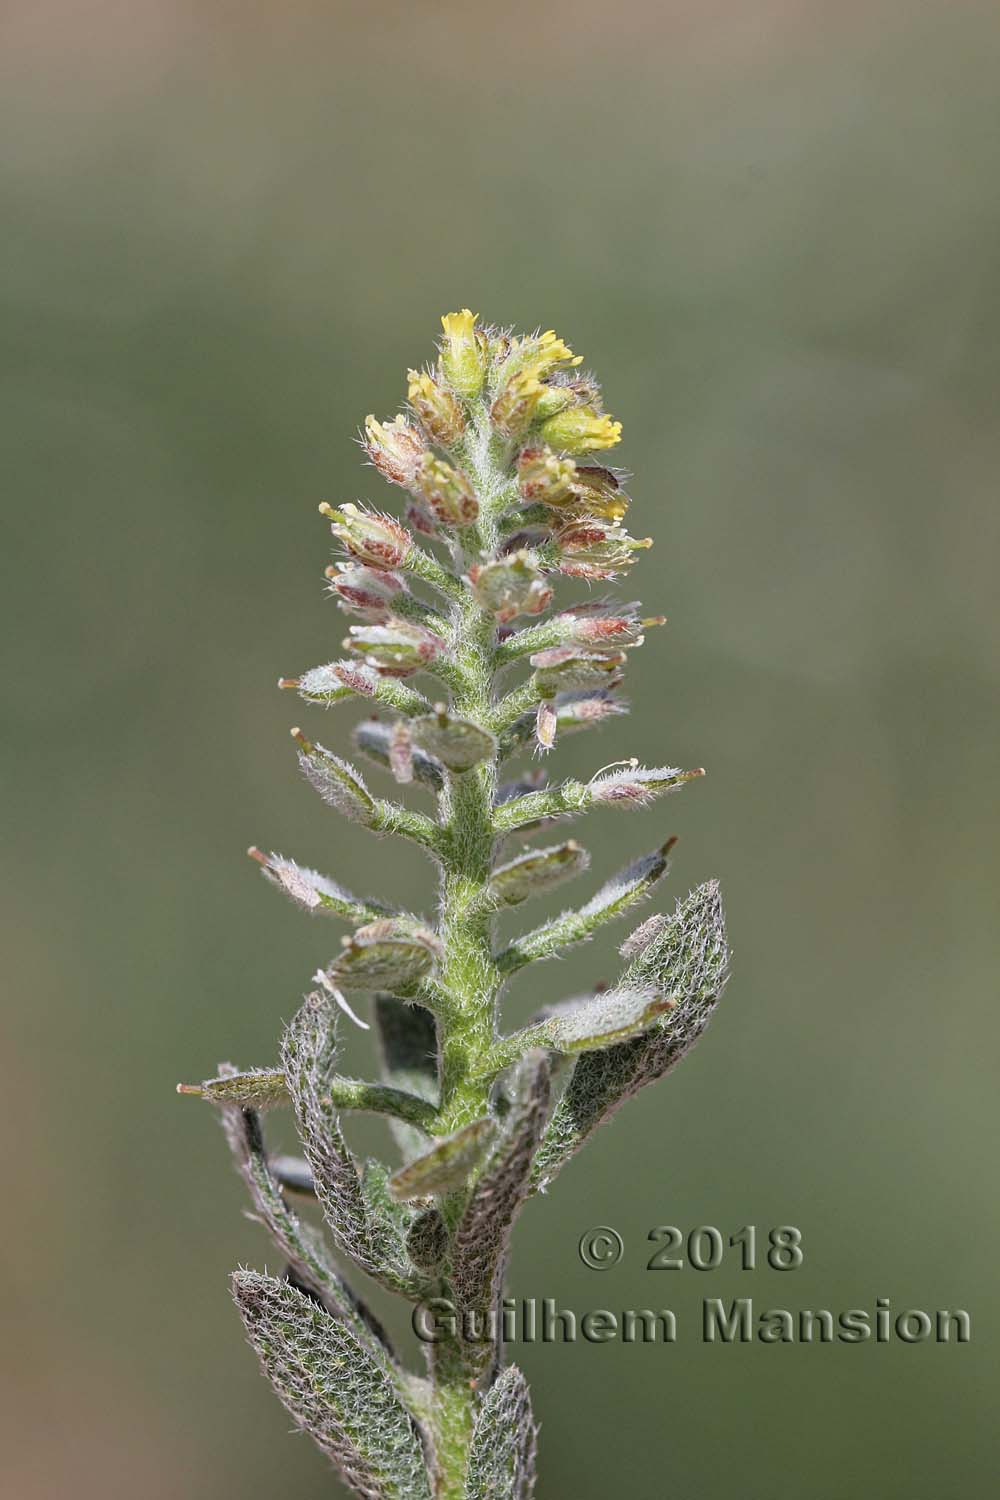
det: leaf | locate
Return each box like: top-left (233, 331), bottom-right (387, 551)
top-left (281, 993), bottom-right (422, 1297)
top-left (374, 997), bottom-right (439, 1163)
top-left (405, 1209), bottom-right (449, 1273)
top-left (451, 1052), bottom-right (552, 1379)
top-left (388, 1118), bottom-right (497, 1201)
top-left (233, 1271), bottom-right (431, 1500)
top-left (467, 1364), bottom-right (537, 1499)
top-left (248, 848), bottom-right (392, 924)
top-left (531, 882), bottom-right (728, 1193)
top-left (495, 838), bottom-right (675, 973)
top-left (216, 1086), bottom-right (389, 1355)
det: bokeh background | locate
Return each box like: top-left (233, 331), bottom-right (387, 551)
top-left (3, 2), bottom-right (998, 1495)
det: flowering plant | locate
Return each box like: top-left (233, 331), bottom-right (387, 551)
top-left (181, 311), bottom-right (729, 1498)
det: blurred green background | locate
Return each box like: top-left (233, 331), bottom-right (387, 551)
top-left (3, 2), bottom-right (997, 1495)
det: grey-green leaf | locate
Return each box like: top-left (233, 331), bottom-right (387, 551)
top-left (388, 1118), bottom-right (497, 1202)
top-left (217, 1087), bottom-right (389, 1355)
top-left (531, 881), bottom-right (728, 1193)
top-left (467, 1364), bottom-right (537, 1499)
top-left (281, 992), bottom-right (420, 1297)
top-left (233, 1271), bottom-right (431, 1500)
top-left (451, 1052), bottom-right (552, 1379)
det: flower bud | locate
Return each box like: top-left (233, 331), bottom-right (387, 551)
top-left (490, 369), bottom-right (546, 439)
top-left (440, 309), bottom-right (487, 398)
top-left (538, 405), bottom-right (622, 454)
top-left (488, 840), bottom-right (591, 906)
top-left (326, 563), bottom-right (404, 620)
top-left (468, 549), bottom-right (553, 624)
top-left (415, 454), bottom-right (479, 528)
top-left (320, 502), bottom-right (412, 569)
top-left (325, 918), bottom-right (441, 996)
top-left (555, 520), bottom-right (652, 580)
top-left (410, 707), bottom-right (497, 773)
top-left (345, 622), bottom-right (443, 677)
top-left (507, 328), bottom-right (582, 381)
top-left (555, 603), bottom-right (660, 649)
top-left (517, 445), bottom-right (577, 504)
top-left (407, 368), bottom-right (465, 446)
top-left (530, 645), bottom-right (627, 696)
top-left (363, 414), bottom-right (427, 488)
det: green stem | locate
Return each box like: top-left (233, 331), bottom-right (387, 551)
top-left (427, 403), bottom-right (508, 1496)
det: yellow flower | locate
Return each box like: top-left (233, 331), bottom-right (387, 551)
top-left (539, 406), bottom-right (622, 454)
top-left (440, 309), bottom-right (487, 398)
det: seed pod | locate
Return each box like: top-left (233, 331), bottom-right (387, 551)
top-left (535, 699), bottom-right (557, 751)
top-left (468, 550), bottom-right (553, 624)
top-left (489, 841), bottom-right (590, 907)
top-left (362, 414), bottom-right (427, 488)
top-left (345, 622), bottom-right (443, 677)
top-left (439, 309), bottom-right (487, 398)
top-left (588, 764), bottom-right (705, 807)
top-left (530, 645), bottom-right (627, 696)
top-left (325, 919), bottom-right (441, 996)
top-left (407, 367), bottom-right (465, 446)
top-left (552, 689), bottom-right (629, 734)
top-left (410, 708), bottom-right (496, 773)
top-left (293, 730), bottom-right (376, 824)
top-left (415, 454), bottom-right (478, 528)
top-left (516, 443), bottom-right (577, 504)
top-left (327, 564), bottom-right (404, 620)
top-left (539, 405), bottom-right (622, 454)
top-left (320, 502), bottom-right (412, 569)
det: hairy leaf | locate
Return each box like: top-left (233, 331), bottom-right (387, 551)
top-left (531, 882), bottom-right (728, 1192)
top-left (177, 1067), bottom-right (287, 1107)
top-left (467, 1364), bottom-right (537, 1500)
top-left (388, 1118), bottom-right (497, 1202)
top-left (217, 1086), bottom-right (389, 1355)
top-left (233, 1271), bottom-right (431, 1500)
top-left (281, 993), bottom-right (422, 1296)
top-left (451, 1052), bottom-right (552, 1378)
